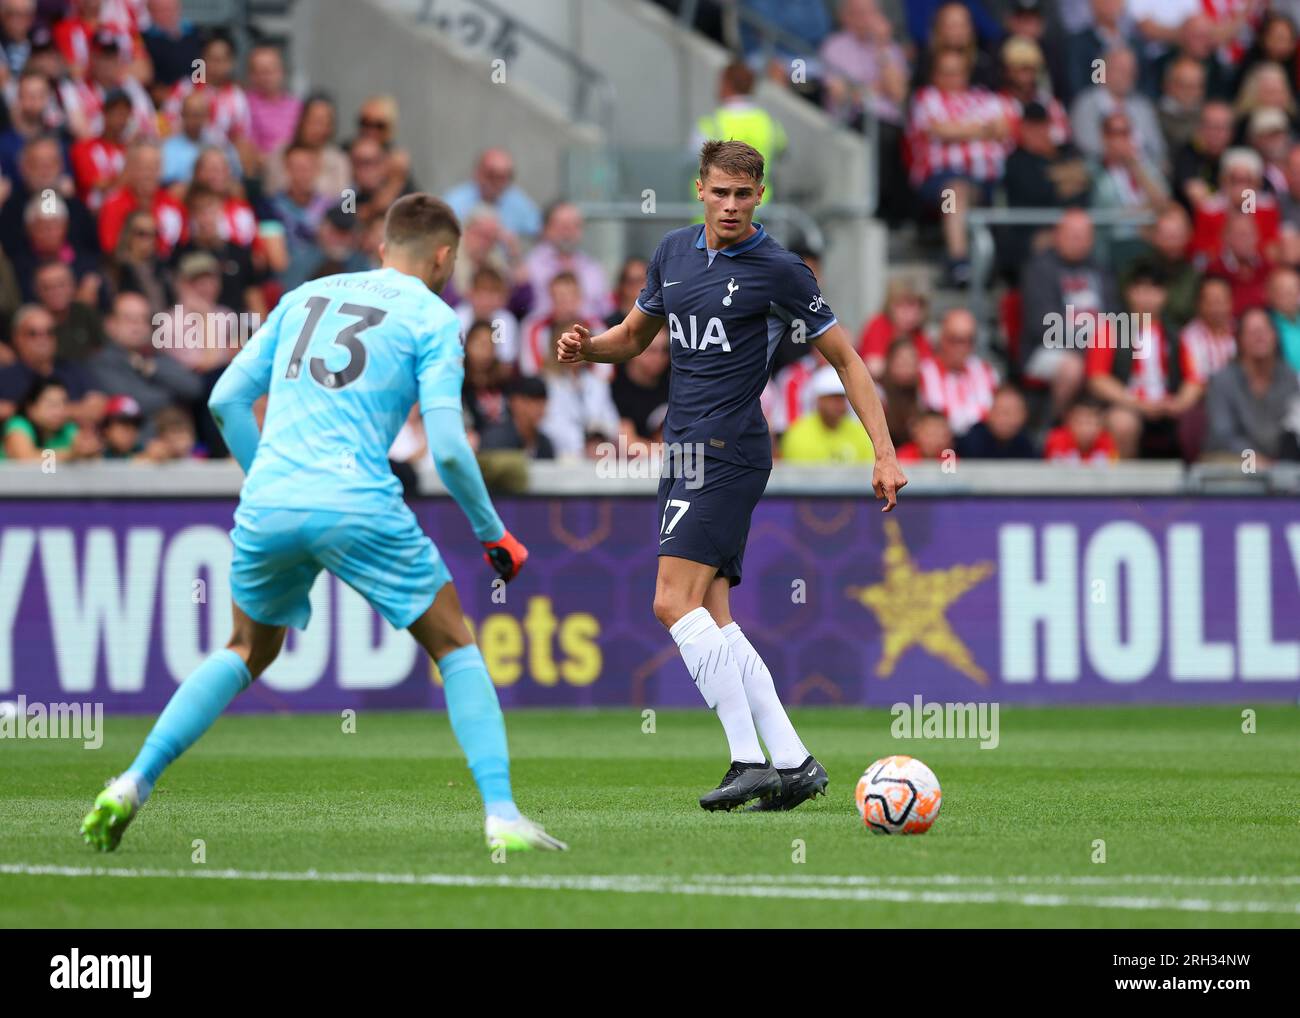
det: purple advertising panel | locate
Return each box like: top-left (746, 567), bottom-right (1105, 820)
top-left (1, 496), bottom-right (1298, 712)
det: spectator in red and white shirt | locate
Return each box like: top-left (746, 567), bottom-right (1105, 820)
top-left (15, 29), bottom-right (82, 137)
top-left (190, 146), bottom-right (257, 249)
top-left (1180, 274), bottom-right (1238, 379)
top-left (907, 47), bottom-right (1011, 285)
top-left (762, 348), bottom-right (827, 437)
top-left (165, 34), bottom-right (251, 149)
top-left (1086, 260), bottom-right (1203, 459)
top-left (519, 272), bottom-right (604, 379)
top-left (856, 276), bottom-right (931, 378)
top-left (1203, 0), bottom-right (1266, 67)
top-left (53, 0), bottom-right (148, 83)
top-left (61, 30), bottom-right (155, 141)
top-left (918, 308), bottom-right (999, 437)
top-left (98, 138), bottom-right (186, 255)
top-left (1043, 396), bottom-right (1118, 463)
top-left (69, 88), bottom-right (130, 210)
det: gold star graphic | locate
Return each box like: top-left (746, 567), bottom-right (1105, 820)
top-left (845, 518), bottom-right (994, 685)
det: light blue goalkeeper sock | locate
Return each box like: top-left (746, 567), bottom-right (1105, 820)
top-left (124, 649), bottom-right (252, 801)
top-left (437, 643), bottom-right (518, 821)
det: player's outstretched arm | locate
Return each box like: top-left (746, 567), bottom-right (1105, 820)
top-left (422, 405), bottom-right (527, 582)
top-left (557, 305), bottom-right (663, 365)
top-left (813, 323), bottom-right (908, 512)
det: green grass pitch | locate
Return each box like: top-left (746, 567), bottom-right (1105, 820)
top-left (2, 705), bottom-right (1298, 928)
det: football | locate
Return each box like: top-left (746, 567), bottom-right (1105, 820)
top-left (855, 755), bottom-right (943, 835)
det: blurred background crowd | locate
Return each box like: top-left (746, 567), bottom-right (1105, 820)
top-left (1, 0), bottom-right (1298, 474)
top-left (660, 0), bottom-right (1300, 469)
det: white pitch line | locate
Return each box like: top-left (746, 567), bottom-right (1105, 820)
top-left (3, 863), bottom-right (1300, 916)
top-left (695, 873), bottom-right (1300, 888)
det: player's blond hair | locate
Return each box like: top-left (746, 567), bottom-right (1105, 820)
top-left (698, 139), bottom-right (764, 187)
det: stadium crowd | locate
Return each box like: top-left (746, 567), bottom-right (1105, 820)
top-left (1, 0), bottom-right (1297, 473)
top-left (672, 0), bottom-right (1300, 465)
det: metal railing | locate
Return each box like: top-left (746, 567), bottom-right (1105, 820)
top-left (1186, 461), bottom-right (1300, 493)
top-left (575, 199), bottom-right (826, 252)
top-left (413, 0), bottom-right (617, 138)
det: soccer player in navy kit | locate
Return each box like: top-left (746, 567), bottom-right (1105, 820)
top-left (559, 141), bottom-right (907, 810)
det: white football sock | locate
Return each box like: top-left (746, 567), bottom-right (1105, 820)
top-left (669, 607), bottom-right (765, 764)
top-left (107, 774), bottom-right (142, 808)
top-left (721, 621), bottom-right (810, 769)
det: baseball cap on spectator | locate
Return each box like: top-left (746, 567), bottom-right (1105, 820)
top-left (1009, 0), bottom-right (1043, 13)
top-left (1221, 146), bottom-right (1264, 180)
top-left (178, 251), bottom-right (221, 281)
top-left (810, 365), bottom-right (846, 400)
top-left (1248, 108), bottom-right (1289, 138)
top-left (91, 29), bottom-right (119, 53)
top-left (324, 207), bottom-right (357, 232)
top-left (103, 88), bottom-right (132, 111)
top-left (1125, 257), bottom-right (1169, 289)
top-left (506, 376), bottom-right (548, 400)
top-left (104, 395), bottom-right (144, 423)
top-left (1021, 101), bottom-right (1049, 124)
top-left (1002, 36), bottom-right (1044, 69)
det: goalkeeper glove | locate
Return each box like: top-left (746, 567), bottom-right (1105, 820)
top-left (482, 531), bottom-right (528, 582)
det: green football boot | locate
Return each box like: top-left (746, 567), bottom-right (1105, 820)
top-left (80, 777), bottom-right (140, 853)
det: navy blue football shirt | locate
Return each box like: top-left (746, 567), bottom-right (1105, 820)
top-left (635, 223), bottom-right (837, 470)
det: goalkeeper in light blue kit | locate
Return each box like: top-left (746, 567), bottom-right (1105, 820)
top-left (81, 194), bottom-right (566, 854)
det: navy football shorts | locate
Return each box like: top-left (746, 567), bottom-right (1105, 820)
top-left (655, 457), bottom-right (771, 586)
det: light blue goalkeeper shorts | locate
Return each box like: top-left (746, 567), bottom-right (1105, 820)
top-left (229, 503), bottom-right (452, 631)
